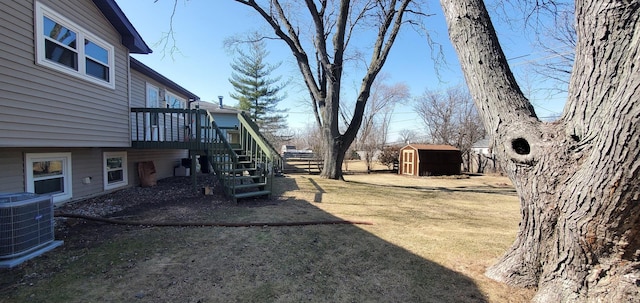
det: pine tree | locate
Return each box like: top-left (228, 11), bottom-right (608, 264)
top-left (228, 38), bottom-right (287, 139)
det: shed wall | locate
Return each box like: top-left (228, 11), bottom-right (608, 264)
top-left (398, 146), bottom-right (462, 176)
top-left (418, 150), bottom-right (462, 176)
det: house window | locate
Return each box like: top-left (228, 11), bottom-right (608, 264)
top-left (25, 153), bottom-right (73, 203)
top-left (146, 83), bottom-right (160, 108)
top-left (166, 93), bottom-right (185, 109)
top-left (146, 83), bottom-right (160, 126)
top-left (103, 152), bottom-right (128, 190)
top-left (35, 2), bottom-right (115, 88)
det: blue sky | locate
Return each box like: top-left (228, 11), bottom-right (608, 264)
top-left (116, 0), bottom-right (568, 143)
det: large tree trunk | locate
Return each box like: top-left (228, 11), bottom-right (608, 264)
top-left (232, 0), bottom-right (412, 180)
top-left (440, 0), bottom-right (640, 301)
top-left (319, 94), bottom-right (359, 179)
top-left (321, 135), bottom-right (349, 179)
top-left (319, 87), bottom-right (347, 179)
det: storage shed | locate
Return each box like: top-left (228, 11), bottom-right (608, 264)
top-left (399, 144), bottom-right (462, 176)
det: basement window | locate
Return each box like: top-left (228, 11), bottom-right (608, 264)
top-left (25, 152), bottom-right (73, 203)
top-left (104, 152), bottom-right (128, 190)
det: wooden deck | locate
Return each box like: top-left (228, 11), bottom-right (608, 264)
top-left (130, 108), bottom-right (283, 202)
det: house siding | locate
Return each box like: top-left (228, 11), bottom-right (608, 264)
top-left (0, 149), bottom-right (25, 193)
top-left (127, 149), bottom-right (189, 185)
top-left (130, 68), bottom-right (197, 141)
top-left (131, 68), bottom-right (194, 108)
top-left (71, 148), bottom-right (105, 200)
top-left (131, 69), bottom-right (147, 107)
top-left (0, 0), bottom-right (131, 148)
top-left (211, 113), bottom-right (239, 129)
top-left (0, 0), bottom-right (196, 204)
top-left (0, 147), bottom-right (188, 203)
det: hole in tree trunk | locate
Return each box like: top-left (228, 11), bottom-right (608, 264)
top-left (512, 138), bottom-right (531, 155)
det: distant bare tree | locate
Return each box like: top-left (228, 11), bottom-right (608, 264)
top-left (291, 124), bottom-right (324, 158)
top-left (398, 129), bottom-right (417, 144)
top-left (530, 2), bottom-right (575, 95)
top-left (414, 86), bottom-right (485, 171)
top-left (353, 74), bottom-right (409, 172)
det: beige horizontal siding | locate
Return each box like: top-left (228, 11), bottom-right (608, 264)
top-left (130, 69), bottom-right (196, 108)
top-left (0, 0), bottom-right (133, 148)
top-left (127, 149), bottom-right (189, 186)
top-left (129, 69), bottom-right (201, 142)
top-left (0, 147), bottom-right (189, 204)
top-left (0, 149), bottom-right (25, 193)
top-left (131, 69), bottom-right (147, 107)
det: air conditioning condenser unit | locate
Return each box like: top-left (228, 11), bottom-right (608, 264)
top-left (0, 193), bottom-right (63, 268)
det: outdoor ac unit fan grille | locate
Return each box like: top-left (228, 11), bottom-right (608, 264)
top-left (0, 194), bottom-right (55, 259)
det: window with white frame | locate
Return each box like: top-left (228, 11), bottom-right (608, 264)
top-left (25, 153), bottom-right (73, 203)
top-left (35, 2), bottom-right (115, 88)
top-left (103, 152), bottom-right (128, 190)
top-left (146, 83), bottom-right (160, 126)
top-left (146, 83), bottom-right (160, 108)
top-left (166, 92), bottom-right (185, 109)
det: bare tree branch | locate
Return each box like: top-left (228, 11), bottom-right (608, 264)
top-left (153, 0), bottom-right (183, 59)
top-left (232, 0), bottom-right (425, 179)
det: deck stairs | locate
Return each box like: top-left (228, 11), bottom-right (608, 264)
top-left (131, 108), bottom-right (282, 202)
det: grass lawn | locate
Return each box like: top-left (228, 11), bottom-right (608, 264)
top-left (0, 170), bottom-right (534, 302)
top-left (276, 172), bottom-right (534, 302)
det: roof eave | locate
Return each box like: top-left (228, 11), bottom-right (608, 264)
top-left (130, 57), bottom-right (199, 100)
top-left (92, 0), bottom-right (152, 54)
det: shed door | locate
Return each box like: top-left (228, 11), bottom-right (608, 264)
top-left (402, 150), bottom-right (414, 175)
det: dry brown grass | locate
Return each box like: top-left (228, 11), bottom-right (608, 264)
top-left (1, 169), bottom-right (535, 302)
top-left (276, 173), bottom-right (535, 302)
top-left (342, 159), bottom-right (391, 172)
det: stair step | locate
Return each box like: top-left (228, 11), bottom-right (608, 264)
top-left (222, 175), bottom-right (262, 181)
top-left (234, 182), bottom-right (267, 190)
top-left (219, 167), bottom-right (257, 174)
top-left (234, 190), bottom-right (271, 200)
top-left (231, 167), bottom-right (257, 173)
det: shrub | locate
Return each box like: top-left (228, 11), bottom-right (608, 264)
top-left (378, 145), bottom-right (400, 170)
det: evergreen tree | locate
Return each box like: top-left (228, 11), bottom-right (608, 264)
top-left (228, 38), bottom-right (287, 139)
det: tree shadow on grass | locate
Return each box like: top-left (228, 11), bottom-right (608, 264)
top-left (346, 179), bottom-right (518, 197)
top-left (0, 175), bottom-right (489, 303)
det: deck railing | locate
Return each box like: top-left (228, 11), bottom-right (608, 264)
top-left (202, 111), bottom-right (241, 198)
top-left (238, 112), bottom-right (283, 172)
top-left (130, 107), bottom-right (276, 201)
top-left (131, 108), bottom-right (239, 147)
top-left (233, 112), bottom-right (284, 199)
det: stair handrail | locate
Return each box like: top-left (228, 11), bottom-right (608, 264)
top-left (237, 112), bottom-right (283, 165)
top-left (204, 110), bottom-right (238, 161)
top-left (203, 110), bottom-right (240, 197)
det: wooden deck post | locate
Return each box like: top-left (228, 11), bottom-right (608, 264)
top-left (191, 153), bottom-right (197, 192)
